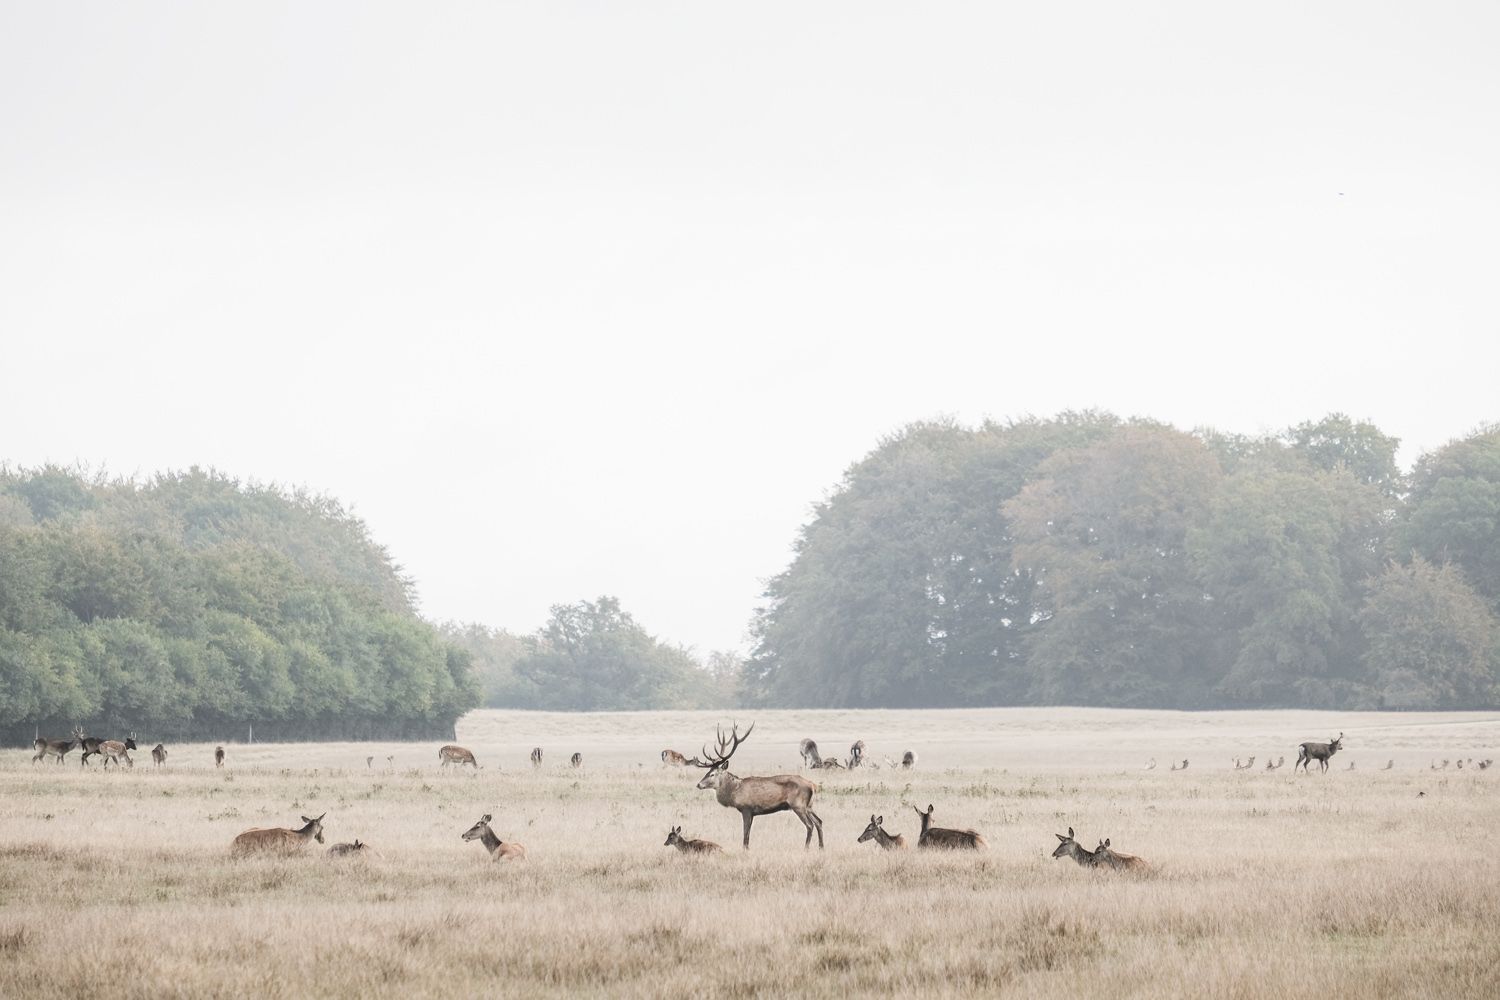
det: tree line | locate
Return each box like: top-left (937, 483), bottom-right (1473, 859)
top-left (0, 466), bottom-right (476, 742)
top-left (745, 413), bottom-right (1500, 711)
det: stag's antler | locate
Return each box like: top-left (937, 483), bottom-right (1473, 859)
top-left (693, 722), bottom-right (754, 770)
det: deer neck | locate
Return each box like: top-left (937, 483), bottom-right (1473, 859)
top-left (877, 827), bottom-right (900, 849)
top-left (295, 820), bottom-right (319, 841)
top-left (1065, 842), bottom-right (1095, 866)
top-left (714, 772), bottom-right (741, 805)
top-left (478, 825), bottom-right (503, 854)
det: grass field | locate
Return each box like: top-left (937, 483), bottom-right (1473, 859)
top-left (1, 708), bottom-right (1497, 999)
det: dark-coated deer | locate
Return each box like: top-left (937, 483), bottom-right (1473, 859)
top-left (664, 826), bottom-right (722, 854)
top-left (462, 813), bottom-right (527, 861)
top-left (530, 747), bottom-right (543, 768)
top-left (151, 744), bottom-right (167, 768)
top-left (1295, 733), bottom-right (1343, 773)
top-left (914, 804), bottom-right (986, 850)
top-left (215, 746), bottom-right (225, 768)
top-left (1234, 756), bottom-right (1256, 770)
top-left (694, 723), bottom-right (823, 849)
top-left (32, 736), bottom-right (76, 765)
top-left (232, 813), bottom-right (325, 855)
top-left (1094, 838), bottom-right (1149, 872)
top-left (1051, 827), bottom-right (1099, 868)
top-left (857, 814), bottom-right (907, 850)
top-left (438, 744), bottom-right (478, 769)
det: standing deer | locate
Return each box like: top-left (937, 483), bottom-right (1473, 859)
top-left (74, 726), bottom-right (104, 766)
top-left (1347, 760), bottom-right (1356, 770)
top-left (1295, 733), bottom-right (1344, 773)
top-left (1051, 827), bottom-right (1100, 868)
top-left (664, 826), bottom-right (722, 854)
top-left (1093, 838), bottom-right (1149, 872)
top-left (1383, 759), bottom-right (1394, 770)
top-left (215, 746), bottom-right (226, 768)
top-left (857, 815), bottom-right (907, 850)
top-left (913, 804), bottom-right (986, 850)
top-left (231, 813), bottom-right (326, 855)
top-left (1266, 756), bottom-right (1285, 771)
top-left (98, 733), bottom-right (137, 769)
top-left (693, 723), bottom-right (823, 849)
top-left (798, 738), bottom-right (822, 768)
top-left (32, 736), bottom-right (76, 765)
top-left (151, 744), bottom-right (167, 768)
top-left (461, 814), bottom-right (527, 861)
top-left (438, 744), bottom-right (478, 769)
top-left (570, 752), bottom-right (583, 768)
top-left (530, 747), bottom-right (543, 768)
top-left (366, 756), bottom-right (374, 769)
top-left (849, 740), bottom-right (866, 768)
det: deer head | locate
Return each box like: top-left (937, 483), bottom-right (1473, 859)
top-left (462, 814), bottom-right (493, 841)
top-left (1331, 733), bottom-right (1344, 750)
top-left (858, 815), bottom-right (886, 844)
top-left (1051, 826), bottom-right (1078, 859)
top-left (125, 731), bottom-right (138, 751)
top-left (665, 826), bottom-right (683, 847)
top-left (692, 722), bottom-right (753, 789)
top-left (301, 814), bottom-right (326, 843)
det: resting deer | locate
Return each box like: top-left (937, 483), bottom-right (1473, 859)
top-left (1170, 759), bottom-right (1188, 771)
top-left (151, 744), bottom-right (167, 768)
top-left (1455, 759), bottom-right (1465, 769)
top-left (32, 736), bottom-right (76, 765)
top-left (914, 804), bottom-right (986, 850)
top-left (232, 813), bottom-right (326, 855)
top-left (215, 746), bottom-right (225, 768)
top-left (530, 747), bottom-right (543, 768)
top-left (328, 840), bottom-right (368, 857)
top-left (1094, 838), bottom-right (1149, 872)
top-left (1144, 758), bottom-right (1157, 770)
top-left (1266, 756), bottom-right (1285, 771)
top-left (1234, 757), bottom-right (1256, 770)
top-left (857, 814), bottom-right (907, 850)
top-left (1295, 733), bottom-right (1343, 773)
top-left (570, 752), bottom-right (583, 768)
top-left (693, 723), bottom-right (823, 849)
top-left (664, 826), bottom-right (722, 854)
top-left (799, 738), bottom-right (822, 768)
top-left (1477, 759), bottom-right (1493, 770)
top-left (438, 744), bottom-right (478, 769)
top-left (661, 749), bottom-right (692, 767)
top-left (462, 814), bottom-right (527, 861)
top-left (1051, 827), bottom-right (1099, 868)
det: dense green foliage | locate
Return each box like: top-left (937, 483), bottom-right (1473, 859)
top-left (748, 415), bottom-right (1500, 710)
top-left (0, 467), bottom-right (477, 740)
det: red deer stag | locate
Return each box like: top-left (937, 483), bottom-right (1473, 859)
top-left (462, 814), bottom-right (527, 861)
top-left (913, 804), bottom-right (986, 850)
top-left (693, 723), bottom-right (823, 849)
top-left (231, 813), bottom-right (326, 855)
top-left (664, 826), bottom-right (722, 854)
top-left (1295, 733), bottom-right (1344, 773)
top-left (1051, 827), bottom-right (1100, 868)
top-left (857, 815), bottom-right (907, 850)
top-left (32, 735), bottom-right (76, 765)
top-left (438, 744), bottom-right (478, 769)
top-left (1094, 838), bottom-right (1150, 872)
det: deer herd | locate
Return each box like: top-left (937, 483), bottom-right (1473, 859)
top-left (25, 722), bottom-right (1491, 871)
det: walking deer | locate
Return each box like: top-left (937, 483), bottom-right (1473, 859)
top-left (32, 736), bottom-right (76, 765)
top-left (914, 804), bottom-right (986, 850)
top-left (215, 746), bottom-right (225, 768)
top-left (98, 733), bottom-right (137, 769)
top-left (231, 813), bottom-right (326, 855)
top-left (664, 826), bottom-right (722, 854)
top-left (1295, 733), bottom-right (1343, 773)
top-left (1051, 827), bottom-right (1100, 868)
top-left (570, 752), bottom-right (583, 768)
top-left (438, 744), bottom-right (478, 769)
top-left (1093, 838), bottom-right (1149, 872)
top-left (857, 815), bottom-right (907, 850)
top-left (530, 747), bottom-right (543, 768)
top-left (693, 723), bottom-right (823, 849)
top-left (799, 738), bottom-right (822, 768)
top-left (151, 744), bottom-right (167, 768)
top-left (462, 814), bottom-right (527, 861)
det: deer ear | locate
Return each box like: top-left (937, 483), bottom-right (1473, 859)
top-left (1104, 838), bottom-right (1111, 847)
top-left (876, 815), bottom-right (883, 825)
top-left (1068, 826), bottom-right (1075, 838)
top-left (1056, 834), bottom-right (1067, 842)
top-left (482, 813), bottom-right (492, 822)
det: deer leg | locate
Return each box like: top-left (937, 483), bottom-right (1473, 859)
top-left (810, 809), bottom-right (824, 849)
top-left (741, 810), bottom-right (754, 849)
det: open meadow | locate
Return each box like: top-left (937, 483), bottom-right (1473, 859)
top-left (2, 707), bottom-right (1498, 999)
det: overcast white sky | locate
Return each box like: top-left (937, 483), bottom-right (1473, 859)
top-left (3, 3), bottom-right (1498, 654)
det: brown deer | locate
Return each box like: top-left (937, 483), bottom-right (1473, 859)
top-left (215, 746), bottom-right (225, 768)
top-left (693, 723), bottom-right (823, 849)
top-left (914, 804), bottom-right (986, 850)
top-left (438, 744), bottom-right (478, 769)
top-left (798, 738), bottom-right (822, 768)
top-left (1295, 733), bottom-right (1343, 773)
top-left (231, 813), bottom-right (326, 855)
top-left (461, 814), bottom-right (527, 861)
top-left (570, 752), bottom-right (583, 768)
top-left (1051, 827), bottom-right (1100, 868)
top-left (151, 744), bottom-right (167, 768)
top-left (664, 825), bottom-right (722, 854)
top-left (98, 733), bottom-right (137, 769)
top-left (848, 740), bottom-right (867, 768)
top-left (530, 747), bottom-right (543, 768)
top-left (661, 749), bottom-right (692, 766)
top-left (1478, 759), bottom-right (1493, 770)
top-left (327, 840), bottom-right (368, 857)
top-left (857, 814), bottom-right (907, 850)
top-left (1094, 838), bottom-right (1149, 872)
top-left (32, 736), bottom-right (76, 765)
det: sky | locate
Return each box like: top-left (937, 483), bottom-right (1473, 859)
top-left (3, 2), bottom-right (1498, 655)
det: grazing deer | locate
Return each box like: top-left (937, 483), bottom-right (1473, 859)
top-left (461, 814), bottom-right (527, 861)
top-left (1052, 827), bottom-right (1100, 868)
top-left (1144, 758), bottom-right (1157, 770)
top-left (693, 723), bottom-right (823, 849)
top-left (231, 813), bottom-right (326, 855)
top-left (1234, 757), bottom-right (1256, 770)
top-left (799, 738), bottom-right (822, 768)
top-left (901, 751), bottom-right (917, 769)
top-left (438, 744), bottom-right (478, 769)
top-left (98, 733), bottom-right (137, 769)
top-left (151, 744), bottom-right (167, 768)
top-left (1266, 756), bottom-right (1285, 771)
top-left (328, 840), bottom-right (368, 857)
top-left (913, 804), bottom-right (986, 850)
top-left (570, 752), bottom-right (583, 768)
top-left (661, 749), bottom-right (691, 766)
top-left (849, 740), bottom-right (866, 768)
top-left (664, 826), bottom-right (722, 854)
top-left (1094, 838), bottom-right (1149, 872)
top-left (530, 747), bottom-right (543, 768)
top-left (857, 814), bottom-right (907, 850)
top-left (1170, 759), bottom-right (1188, 771)
top-left (32, 736), bottom-right (76, 765)
top-left (1295, 733), bottom-right (1343, 773)
top-left (215, 746), bottom-right (226, 768)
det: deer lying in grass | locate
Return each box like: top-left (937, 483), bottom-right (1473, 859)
top-left (1265, 756), bottom-right (1285, 771)
top-left (1094, 838), bottom-right (1149, 872)
top-left (232, 813), bottom-right (326, 856)
top-left (857, 815), bottom-right (907, 850)
top-left (664, 826), bottom-right (722, 854)
top-left (327, 840), bottom-right (368, 857)
top-left (661, 749), bottom-right (693, 766)
top-left (438, 744), bottom-right (478, 769)
top-left (1051, 827), bottom-right (1099, 868)
top-left (1295, 733), bottom-right (1343, 773)
top-left (1170, 759), bottom-right (1188, 771)
top-left (462, 814), bottom-right (527, 861)
top-left (1383, 759), bottom-right (1394, 770)
top-left (914, 804), bottom-right (986, 850)
top-left (1234, 756), bottom-right (1256, 770)
top-left (1144, 758), bottom-right (1157, 770)
top-left (693, 723), bottom-right (823, 849)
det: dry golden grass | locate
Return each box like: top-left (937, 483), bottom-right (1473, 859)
top-left (1, 708), bottom-right (1497, 999)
